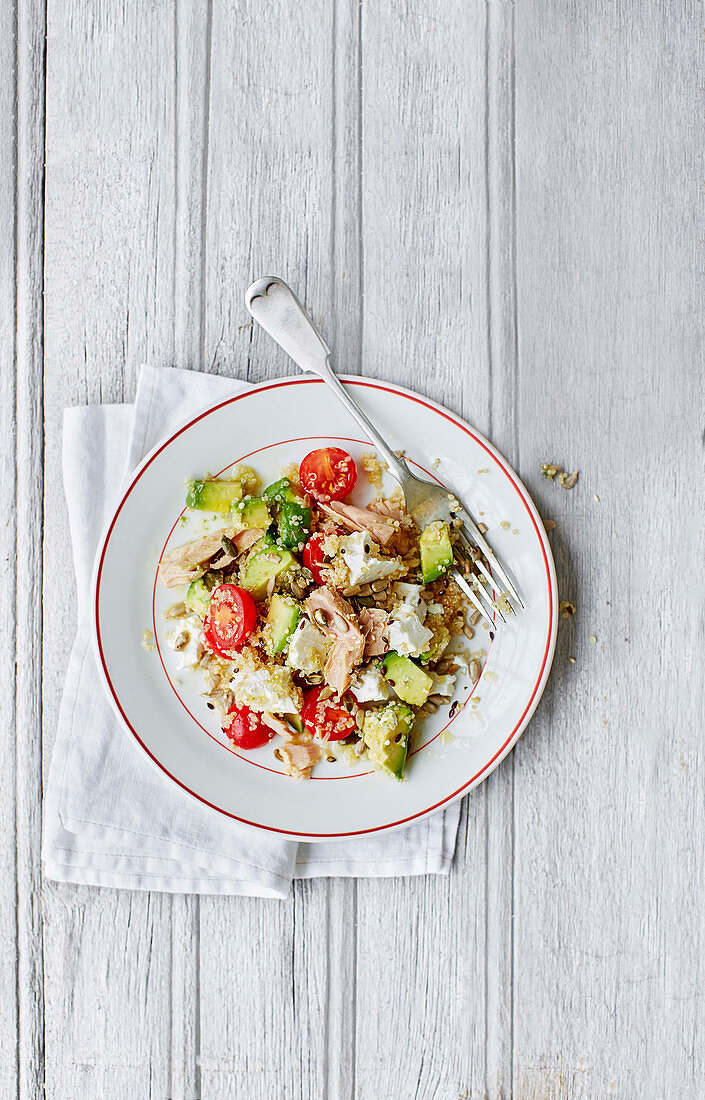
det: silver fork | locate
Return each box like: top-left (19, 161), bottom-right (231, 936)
top-left (245, 276), bottom-right (523, 627)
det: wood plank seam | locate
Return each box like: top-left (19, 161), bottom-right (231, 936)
top-left (16, 1), bottom-right (48, 1097)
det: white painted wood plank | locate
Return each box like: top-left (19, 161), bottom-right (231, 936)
top-left (483, 7), bottom-right (519, 1094)
top-left (513, 3), bottom-right (705, 1096)
top-left (169, 6), bottom-right (214, 1090)
top-left (354, 4), bottom-right (506, 1097)
top-left (198, 3), bottom-right (355, 1096)
top-left (15, 1), bottom-right (48, 1096)
top-left (0, 2), bottom-right (20, 1094)
top-left (42, 1), bottom-right (200, 1095)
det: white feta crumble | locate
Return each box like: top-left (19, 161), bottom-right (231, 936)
top-left (230, 667), bottom-right (300, 714)
top-left (430, 671), bottom-right (456, 697)
top-left (393, 582), bottom-right (427, 621)
top-left (387, 604), bottom-right (433, 658)
top-left (286, 620), bottom-right (331, 676)
top-left (351, 664), bottom-right (390, 703)
top-left (165, 614), bottom-right (204, 670)
top-left (426, 601), bottom-right (444, 615)
top-left (339, 531), bottom-right (401, 586)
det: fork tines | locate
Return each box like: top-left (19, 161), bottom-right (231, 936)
top-left (449, 518), bottom-right (523, 629)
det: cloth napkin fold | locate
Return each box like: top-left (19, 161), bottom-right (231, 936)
top-left (42, 365), bottom-right (460, 897)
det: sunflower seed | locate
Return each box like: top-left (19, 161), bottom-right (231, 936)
top-left (342, 584), bottom-right (362, 597)
top-left (318, 686), bottom-right (334, 701)
top-left (355, 711), bottom-right (365, 730)
top-left (164, 601), bottom-right (187, 620)
top-left (172, 630), bottom-right (189, 651)
top-left (463, 623), bottom-right (475, 639)
top-left (428, 692), bottom-right (451, 704)
top-left (469, 659), bottom-right (481, 681)
top-left (370, 579), bottom-right (388, 593)
top-left (313, 609), bottom-right (328, 627)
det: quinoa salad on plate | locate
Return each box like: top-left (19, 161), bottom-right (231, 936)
top-left (157, 447), bottom-right (485, 781)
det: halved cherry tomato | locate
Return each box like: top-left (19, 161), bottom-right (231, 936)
top-left (301, 686), bottom-right (357, 742)
top-left (302, 532), bottom-right (327, 584)
top-left (222, 703), bottom-right (274, 749)
top-left (203, 584), bottom-right (257, 658)
top-left (299, 447), bottom-right (357, 503)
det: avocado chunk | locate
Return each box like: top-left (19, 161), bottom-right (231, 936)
top-left (419, 520), bottom-right (454, 583)
top-left (362, 703), bottom-right (415, 780)
top-left (419, 624), bottom-right (450, 665)
top-left (185, 573), bottom-right (218, 617)
top-left (186, 478), bottom-right (244, 513)
top-left (263, 594), bottom-right (301, 655)
top-left (231, 496), bottom-right (271, 532)
top-left (382, 652), bottom-right (433, 706)
top-left (263, 478), bottom-right (311, 550)
top-left (239, 541), bottom-right (294, 601)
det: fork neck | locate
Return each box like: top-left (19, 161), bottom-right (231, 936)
top-left (317, 363), bottom-right (410, 489)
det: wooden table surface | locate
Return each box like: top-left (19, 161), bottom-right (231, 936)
top-left (4, 2), bottom-right (704, 1097)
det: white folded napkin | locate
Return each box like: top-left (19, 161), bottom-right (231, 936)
top-left (42, 365), bottom-right (460, 897)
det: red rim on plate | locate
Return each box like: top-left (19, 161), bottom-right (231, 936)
top-left (92, 376), bottom-right (558, 838)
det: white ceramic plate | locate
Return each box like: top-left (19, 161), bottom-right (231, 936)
top-left (92, 376), bottom-right (557, 840)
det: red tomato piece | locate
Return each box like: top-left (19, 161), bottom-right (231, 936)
top-left (203, 584), bottom-right (257, 658)
top-left (299, 447), bottom-right (357, 503)
top-left (302, 532), bottom-right (327, 584)
top-left (222, 704), bottom-right (274, 750)
top-left (301, 686), bottom-right (357, 742)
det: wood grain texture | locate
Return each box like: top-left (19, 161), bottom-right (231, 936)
top-left (354, 4), bottom-right (502, 1097)
top-left (0, 4), bottom-right (20, 1096)
top-left (15, 2), bottom-right (47, 1097)
top-left (6, 0), bottom-right (703, 1096)
top-left (198, 4), bottom-right (349, 1097)
top-left (512, 4), bottom-right (705, 1096)
top-left (43, 1), bottom-right (183, 1097)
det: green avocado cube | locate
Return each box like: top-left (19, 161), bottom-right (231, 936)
top-left (263, 594), bottom-right (301, 655)
top-left (232, 497), bottom-right (271, 531)
top-left (362, 703), bottom-right (415, 780)
top-left (186, 479), bottom-right (243, 513)
top-left (382, 652), bottom-right (433, 706)
top-left (238, 541), bottom-right (294, 601)
top-left (419, 521), bottom-right (454, 583)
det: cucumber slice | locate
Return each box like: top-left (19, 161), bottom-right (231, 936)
top-left (263, 477), bottom-right (299, 505)
top-left (263, 478), bottom-right (311, 550)
top-left (276, 499), bottom-right (311, 550)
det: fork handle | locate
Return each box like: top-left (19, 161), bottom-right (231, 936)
top-left (245, 277), bottom-right (409, 486)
